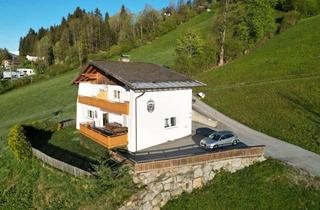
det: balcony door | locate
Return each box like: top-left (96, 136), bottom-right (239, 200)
top-left (103, 113), bottom-right (109, 126)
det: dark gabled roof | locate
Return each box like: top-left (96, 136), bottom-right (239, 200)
top-left (80, 61), bottom-right (206, 90)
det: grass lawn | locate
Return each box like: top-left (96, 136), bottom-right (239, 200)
top-left (128, 11), bottom-right (216, 67)
top-left (0, 139), bottom-right (136, 209)
top-left (36, 126), bottom-right (107, 171)
top-left (163, 159), bottom-right (320, 210)
top-left (196, 15), bottom-right (320, 154)
top-left (0, 69), bottom-right (138, 209)
top-left (0, 70), bottom-right (78, 137)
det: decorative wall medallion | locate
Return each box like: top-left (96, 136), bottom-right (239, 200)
top-left (147, 99), bottom-right (155, 113)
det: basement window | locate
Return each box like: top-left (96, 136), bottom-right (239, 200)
top-left (164, 117), bottom-right (177, 128)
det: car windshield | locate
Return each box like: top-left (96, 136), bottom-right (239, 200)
top-left (209, 133), bottom-right (221, 140)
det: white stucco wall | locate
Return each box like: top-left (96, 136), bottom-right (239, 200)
top-left (107, 85), bottom-right (130, 103)
top-left (76, 103), bottom-right (103, 129)
top-left (78, 83), bottom-right (107, 97)
top-left (77, 82), bottom-right (193, 152)
top-left (127, 89), bottom-right (192, 152)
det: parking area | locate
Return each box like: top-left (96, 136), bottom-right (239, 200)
top-left (115, 122), bottom-right (250, 163)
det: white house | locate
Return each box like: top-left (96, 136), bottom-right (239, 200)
top-left (17, 68), bottom-right (35, 76)
top-left (2, 70), bottom-right (20, 79)
top-left (26, 55), bottom-right (44, 62)
top-left (73, 61), bottom-right (205, 152)
top-left (2, 60), bottom-right (11, 70)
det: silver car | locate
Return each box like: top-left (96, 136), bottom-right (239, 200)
top-left (200, 131), bottom-right (240, 150)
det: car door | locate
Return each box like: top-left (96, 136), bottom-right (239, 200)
top-left (219, 135), bottom-right (227, 146)
top-left (225, 134), bottom-right (234, 145)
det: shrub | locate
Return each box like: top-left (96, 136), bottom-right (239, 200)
top-left (278, 10), bottom-right (301, 33)
top-left (90, 160), bottom-right (136, 203)
top-left (7, 125), bottom-right (32, 160)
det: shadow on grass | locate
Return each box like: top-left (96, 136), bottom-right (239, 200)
top-left (24, 125), bottom-right (98, 172)
top-left (279, 93), bottom-right (320, 125)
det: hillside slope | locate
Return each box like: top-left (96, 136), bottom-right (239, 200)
top-left (196, 15), bottom-right (320, 153)
top-left (128, 11), bottom-right (216, 66)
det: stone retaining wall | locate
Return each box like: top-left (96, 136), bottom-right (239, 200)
top-left (119, 151), bottom-right (265, 210)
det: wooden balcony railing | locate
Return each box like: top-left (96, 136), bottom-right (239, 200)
top-left (78, 95), bottom-right (129, 115)
top-left (80, 124), bottom-right (128, 149)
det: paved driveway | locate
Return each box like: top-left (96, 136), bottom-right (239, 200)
top-left (117, 122), bottom-right (249, 163)
top-left (192, 97), bottom-right (320, 176)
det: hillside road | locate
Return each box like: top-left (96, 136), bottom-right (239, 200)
top-left (192, 97), bottom-right (320, 177)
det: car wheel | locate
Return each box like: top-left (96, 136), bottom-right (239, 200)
top-left (232, 140), bottom-right (238, 145)
top-left (213, 145), bottom-right (219, 150)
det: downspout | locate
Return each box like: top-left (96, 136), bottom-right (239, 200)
top-left (135, 91), bottom-right (145, 152)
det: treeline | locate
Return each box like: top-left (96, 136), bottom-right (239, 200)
top-left (19, 0), bottom-right (214, 70)
top-left (0, 48), bottom-right (12, 63)
top-left (173, 0), bottom-right (320, 75)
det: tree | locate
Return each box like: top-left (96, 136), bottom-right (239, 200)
top-left (0, 48), bottom-right (12, 61)
top-left (218, 0), bottom-right (229, 66)
top-left (174, 30), bottom-right (206, 75)
top-left (176, 30), bottom-right (204, 57)
top-left (244, 0), bottom-right (276, 42)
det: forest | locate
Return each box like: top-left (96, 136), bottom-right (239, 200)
top-left (18, 0), bottom-right (320, 74)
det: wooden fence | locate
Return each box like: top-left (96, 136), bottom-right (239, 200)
top-left (32, 148), bottom-right (91, 177)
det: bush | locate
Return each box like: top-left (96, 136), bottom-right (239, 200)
top-left (90, 160), bottom-right (137, 204)
top-left (7, 125), bottom-right (32, 160)
top-left (278, 10), bottom-right (301, 33)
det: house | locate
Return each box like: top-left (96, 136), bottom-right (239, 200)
top-left (2, 70), bottom-right (20, 79)
top-left (2, 60), bottom-right (11, 70)
top-left (73, 61), bottom-right (205, 152)
top-left (26, 55), bottom-right (44, 62)
top-left (16, 68), bottom-right (35, 76)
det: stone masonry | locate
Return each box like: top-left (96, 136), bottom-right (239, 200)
top-left (119, 155), bottom-right (265, 210)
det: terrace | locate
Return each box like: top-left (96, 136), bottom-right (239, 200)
top-left (80, 122), bottom-right (128, 149)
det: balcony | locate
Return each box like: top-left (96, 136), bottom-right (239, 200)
top-left (78, 95), bottom-right (129, 115)
top-left (80, 123), bottom-right (128, 149)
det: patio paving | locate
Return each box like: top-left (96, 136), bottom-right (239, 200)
top-left (115, 122), bottom-right (249, 163)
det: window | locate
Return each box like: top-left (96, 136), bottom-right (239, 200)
top-left (164, 118), bottom-right (170, 128)
top-left (113, 90), bottom-right (120, 99)
top-left (87, 110), bottom-right (94, 119)
top-left (123, 116), bottom-right (128, 127)
top-left (170, 117), bottom-right (176, 127)
top-left (164, 117), bottom-right (176, 128)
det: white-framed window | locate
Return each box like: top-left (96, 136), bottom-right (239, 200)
top-left (87, 110), bottom-right (94, 119)
top-left (87, 110), bottom-right (97, 119)
top-left (123, 115), bottom-right (128, 127)
top-left (164, 117), bottom-right (177, 128)
top-left (113, 90), bottom-right (121, 99)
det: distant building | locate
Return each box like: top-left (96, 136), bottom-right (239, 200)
top-left (119, 54), bottom-right (130, 62)
top-left (2, 70), bottom-right (20, 79)
top-left (26, 55), bottom-right (44, 62)
top-left (73, 61), bottom-right (205, 152)
top-left (2, 60), bottom-right (11, 70)
top-left (16, 68), bottom-right (35, 76)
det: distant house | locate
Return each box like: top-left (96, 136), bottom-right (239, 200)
top-left (2, 60), bottom-right (11, 70)
top-left (2, 70), bottom-right (20, 79)
top-left (26, 55), bottom-right (44, 62)
top-left (16, 68), bottom-right (35, 76)
top-left (73, 61), bottom-right (205, 152)
top-left (162, 6), bottom-right (175, 17)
